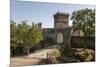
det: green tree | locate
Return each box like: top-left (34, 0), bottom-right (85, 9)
top-left (23, 22), bottom-right (43, 54)
top-left (71, 8), bottom-right (95, 36)
top-left (17, 21), bottom-right (30, 54)
top-left (10, 20), bottom-right (18, 55)
top-left (10, 20), bottom-right (43, 55)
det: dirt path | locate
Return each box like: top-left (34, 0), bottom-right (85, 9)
top-left (10, 48), bottom-right (60, 67)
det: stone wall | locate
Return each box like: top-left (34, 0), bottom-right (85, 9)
top-left (42, 28), bottom-right (72, 56)
top-left (42, 28), bottom-right (71, 45)
top-left (71, 36), bottom-right (95, 50)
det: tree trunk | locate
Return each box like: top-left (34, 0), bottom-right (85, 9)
top-left (23, 47), bottom-right (30, 55)
top-left (27, 48), bottom-right (30, 54)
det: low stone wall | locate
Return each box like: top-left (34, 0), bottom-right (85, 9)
top-left (71, 36), bottom-right (95, 50)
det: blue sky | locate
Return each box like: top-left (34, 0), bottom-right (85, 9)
top-left (11, 0), bottom-right (95, 28)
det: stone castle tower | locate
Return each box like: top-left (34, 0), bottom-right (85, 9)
top-left (42, 12), bottom-right (72, 53)
top-left (53, 12), bottom-right (69, 29)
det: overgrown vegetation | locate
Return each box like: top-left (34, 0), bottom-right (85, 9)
top-left (71, 8), bottom-right (95, 36)
top-left (10, 20), bottom-right (43, 56)
top-left (70, 8), bottom-right (95, 49)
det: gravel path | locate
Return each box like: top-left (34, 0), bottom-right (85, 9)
top-left (10, 48), bottom-right (60, 67)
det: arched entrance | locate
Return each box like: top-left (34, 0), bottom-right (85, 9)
top-left (57, 33), bottom-right (63, 44)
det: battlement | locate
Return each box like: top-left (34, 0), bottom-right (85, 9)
top-left (53, 12), bottom-right (69, 19)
